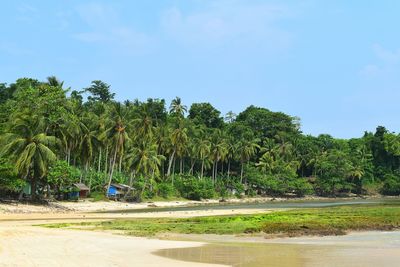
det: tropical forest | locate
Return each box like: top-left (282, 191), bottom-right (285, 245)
top-left (0, 77), bottom-right (399, 201)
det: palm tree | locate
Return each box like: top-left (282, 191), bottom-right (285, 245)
top-left (237, 138), bottom-right (260, 183)
top-left (224, 111), bottom-right (236, 123)
top-left (46, 76), bottom-right (64, 88)
top-left (167, 122), bottom-right (188, 177)
top-left (197, 137), bottom-right (211, 178)
top-left (154, 124), bottom-right (170, 177)
top-left (225, 137), bottom-right (237, 178)
top-left (1, 114), bottom-right (58, 200)
top-left (79, 114), bottom-right (101, 189)
top-left (133, 105), bottom-right (155, 141)
top-left (104, 103), bottom-right (131, 196)
top-left (169, 97), bottom-right (187, 118)
top-left (57, 113), bottom-right (81, 165)
top-left (126, 140), bottom-right (165, 197)
top-left (209, 130), bottom-right (228, 182)
top-left (256, 151), bottom-right (275, 174)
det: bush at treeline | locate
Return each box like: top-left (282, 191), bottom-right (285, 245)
top-left (0, 77), bottom-right (399, 200)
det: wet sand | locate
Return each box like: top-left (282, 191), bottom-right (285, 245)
top-left (155, 231), bottom-right (400, 267)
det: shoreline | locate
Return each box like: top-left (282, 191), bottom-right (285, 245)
top-left (0, 194), bottom-right (390, 215)
top-left (154, 229), bottom-right (400, 244)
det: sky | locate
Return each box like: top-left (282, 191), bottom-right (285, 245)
top-left (1, 0), bottom-right (400, 139)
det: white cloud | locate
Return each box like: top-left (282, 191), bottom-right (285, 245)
top-left (73, 3), bottom-right (152, 54)
top-left (76, 3), bottom-right (118, 28)
top-left (372, 44), bottom-right (400, 64)
top-left (359, 64), bottom-right (381, 77)
top-left (16, 3), bottom-right (39, 23)
top-left (360, 44), bottom-right (400, 78)
top-left (0, 41), bottom-right (32, 56)
top-left (160, 1), bottom-right (294, 49)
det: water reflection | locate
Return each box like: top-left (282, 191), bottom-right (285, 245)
top-left (154, 232), bottom-right (400, 267)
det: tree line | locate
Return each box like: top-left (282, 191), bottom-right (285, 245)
top-left (0, 77), bottom-right (399, 201)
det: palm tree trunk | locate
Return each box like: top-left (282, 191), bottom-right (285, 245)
top-left (212, 161), bottom-right (215, 181)
top-left (216, 161), bottom-right (218, 181)
top-left (212, 160), bottom-right (218, 182)
top-left (67, 146), bottom-right (71, 165)
top-left (118, 154), bottom-right (122, 173)
top-left (172, 157), bottom-right (176, 175)
top-left (124, 171), bottom-right (135, 200)
top-left (104, 146), bottom-right (109, 175)
top-left (65, 143), bottom-right (68, 162)
top-left (85, 161), bottom-right (89, 178)
top-left (189, 160), bottom-right (195, 175)
top-left (89, 163), bottom-right (92, 194)
top-left (98, 148), bottom-right (102, 173)
top-left (31, 172), bottom-right (38, 201)
top-left (240, 161), bottom-right (244, 183)
top-left (201, 160), bottom-right (204, 179)
top-left (106, 145), bottom-right (118, 197)
top-left (180, 158), bottom-right (183, 174)
top-left (167, 150), bottom-right (175, 176)
top-left (227, 159), bottom-right (231, 178)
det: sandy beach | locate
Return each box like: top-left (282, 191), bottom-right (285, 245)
top-left (0, 219), bottom-right (225, 267)
top-left (1, 198), bottom-right (398, 266)
top-left (0, 199), bottom-right (273, 267)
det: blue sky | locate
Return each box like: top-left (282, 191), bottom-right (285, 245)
top-left (1, 1), bottom-right (400, 138)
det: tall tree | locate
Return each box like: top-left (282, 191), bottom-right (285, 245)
top-left (104, 103), bottom-right (131, 196)
top-left (169, 97), bottom-right (187, 118)
top-left (1, 114), bottom-right (58, 200)
top-left (85, 80), bottom-right (115, 103)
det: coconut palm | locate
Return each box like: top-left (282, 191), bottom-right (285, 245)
top-left (126, 140), bottom-right (165, 197)
top-left (196, 137), bottom-right (211, 178)
top-left (104, 103), bottom-right (131, 196)
top-left (133, 105), bottom-right (155, 140)
top-left (256, 151), bottom-right (275, 174)
top-left (79, 114), bottom-right (101, 188)
top-left (1, 114), bottom-right (58, 200)
top-left (209, 130), bottom-right (228, 181)
top-left (46, 76), bottom-right (64, 88)
top-left (167, 122), bottom-right (188, 177)
top-left (169, 97), bottom-right (187, 118)
top-left (237, 138), bottom-right (260, 182)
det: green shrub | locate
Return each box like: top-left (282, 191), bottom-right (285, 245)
top-left (381, 174), bottom-right (400, 196)
top-left (89, 191), bottom-right (109, 202)
top-left (291, 178), bottom-right (314, 196)
top-left (174, 175), bottom-right (215, 200)
top-left (157, 182), bottom-right (177, 198)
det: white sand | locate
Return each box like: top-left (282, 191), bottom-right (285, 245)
top-left (0, 200), bottom-right (275, 267)
top-left (0, 219), bottom-right (226, 267)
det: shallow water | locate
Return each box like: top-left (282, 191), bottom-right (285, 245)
top-left (154, 231), bottom-right (400, 267)
top-left (102, 198), bottom-right (399, 214)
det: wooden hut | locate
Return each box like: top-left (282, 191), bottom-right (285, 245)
top-left (106, 183), bottom-right (134, 200)
top-left (72, 183), bottom-right (90, 198)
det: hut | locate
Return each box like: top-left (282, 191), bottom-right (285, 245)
top-left (106, 183), bottom-right (134, 199)
top-left (71, 183), bottom-right (90, 199)
top-left (22, 183), bottom-right (32, 197)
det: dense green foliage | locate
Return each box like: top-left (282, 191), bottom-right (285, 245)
top-left (44, 204), bottom-right (400, 237)
top-left (0, 77), bottom-right (399, 200)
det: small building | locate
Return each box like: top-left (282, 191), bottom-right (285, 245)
top-left (22, 183), bottom-right (32, 196)
top-left (106, 183), bottom-right (133, 199)
top-left (70, 183), bottom-right (90, 199)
